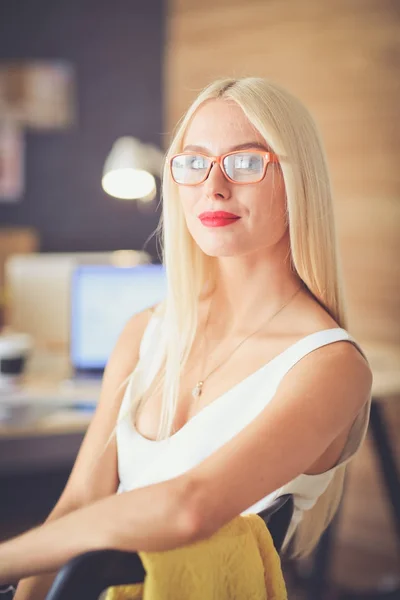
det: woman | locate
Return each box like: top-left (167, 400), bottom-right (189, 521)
top-left (2, 78), bottom-right (372, 599)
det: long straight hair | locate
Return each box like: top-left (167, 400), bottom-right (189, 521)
top-left (123, 77), bottom-right (349, 557)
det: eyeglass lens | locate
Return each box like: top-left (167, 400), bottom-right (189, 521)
top-left (171, 152), bottom-right (265, 184)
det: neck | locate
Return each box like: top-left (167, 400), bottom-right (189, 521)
top-left (205, 234), bottom-right (304, 335)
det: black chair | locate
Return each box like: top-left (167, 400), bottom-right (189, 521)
top-left (45, 494), bottom-right (294, 600)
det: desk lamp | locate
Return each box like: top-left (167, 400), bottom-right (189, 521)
top-left (102, 137), bottom-right (164, 202)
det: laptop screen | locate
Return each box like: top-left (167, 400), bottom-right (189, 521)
top-left (70, 264), bottom-right (167, 372)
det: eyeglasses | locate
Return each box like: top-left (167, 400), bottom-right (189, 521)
top-left (169, 149), bottom-right (280, 186)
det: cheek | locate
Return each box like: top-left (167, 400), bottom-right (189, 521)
top-left (178, 188), bottom-right (199, 215)
top-left (249, 175), bottom-right (287, 228)
top-left (178, 190), bottom-right (202, 238)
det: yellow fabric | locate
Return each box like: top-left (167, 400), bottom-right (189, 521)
top-left (104, 514), bottom-right (287, 600)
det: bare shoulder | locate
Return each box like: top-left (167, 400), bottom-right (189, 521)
top-left (105, 301), bottom-right (162, 379)
top-left (97, 300), bottom-right (163, 414)
top-left (317, 335), bottom-right (370, 369)
top-left (276, 288), bottom-right (373, 426)
top-left (277, 337), bottom-right (373, 476)
top-left (289, 291), bottom-right (372, 400)
top-left (277, 334), bottom-right (373, 420)
top-left (317, 338), bottom-right (372, 396)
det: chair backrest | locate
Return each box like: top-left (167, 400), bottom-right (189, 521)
top-left (45, 494), bottom-right (294, 600)
top-left (46, 549), bottom-right (145, 600)
top-left (258, 494), bottom-right (294, 553)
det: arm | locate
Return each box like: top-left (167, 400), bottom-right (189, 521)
top-left (11, 304), bottom-right (159, 599)
top-left (0, 474), bottom-right (196, 585)
top-left (9, 502), bottom-right (81, 600)
top-left (186, 341), bottom-right (372, 540)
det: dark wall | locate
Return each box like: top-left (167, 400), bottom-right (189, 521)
top-left (0, 0), bottom-right (164, 259)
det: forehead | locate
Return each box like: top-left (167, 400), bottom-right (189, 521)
top-left (182, 99), bottom-right (268, 154)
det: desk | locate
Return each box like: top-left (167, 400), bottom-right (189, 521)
top-left (0, 416), bottom-right (92, 475)
top-left (0, 374), bottom-right (99, 474)
top-left (0, 378), bottom-right (100, 543)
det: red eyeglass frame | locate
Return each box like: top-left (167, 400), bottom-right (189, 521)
top-left (169, 149), bottom-right (280, 186)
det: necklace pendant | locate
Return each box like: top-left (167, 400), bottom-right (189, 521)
top-left (192, 381), bottom-right (203, 399)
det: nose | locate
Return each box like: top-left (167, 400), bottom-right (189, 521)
top-left (203, 160), bottom-right (231, 200)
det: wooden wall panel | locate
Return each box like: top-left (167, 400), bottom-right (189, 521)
top-left (165, 0), bottom-right (400, 344)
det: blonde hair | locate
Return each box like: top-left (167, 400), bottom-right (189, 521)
top-left (124, 77), bottom-right (349, 558)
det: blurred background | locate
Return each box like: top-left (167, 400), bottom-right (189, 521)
top-left (0, 1), bottom-right (399, 598)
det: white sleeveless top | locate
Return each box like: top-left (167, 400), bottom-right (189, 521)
top-left (116, 313), bottom-right (371, 547)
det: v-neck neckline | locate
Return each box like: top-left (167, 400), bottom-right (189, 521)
top-left (131, 327), bottom-right (349, 444)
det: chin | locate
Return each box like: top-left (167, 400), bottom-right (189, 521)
top-left (196, 240), bottom-right (248, 258)
top-left (188, 222), bottom-right (251, 257)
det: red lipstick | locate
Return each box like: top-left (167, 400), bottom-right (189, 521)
top-left (199, 211), bottom-right (240, 227)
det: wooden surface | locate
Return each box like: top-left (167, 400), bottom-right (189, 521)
top-left (0, 384), bottom-right (98, 439)
top-left (165, 0), bottom-right (400, 345)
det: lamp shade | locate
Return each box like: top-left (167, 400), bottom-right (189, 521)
top-left (102, 137), bottom-right (164, 200)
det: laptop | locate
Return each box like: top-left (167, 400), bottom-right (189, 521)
top-left (69, 263), bottom-right (167, 379)
top-left (5, 250), bottom-right (150, 350)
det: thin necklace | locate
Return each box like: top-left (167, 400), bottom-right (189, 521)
top-left (191, 285), bottom-right (302, 399)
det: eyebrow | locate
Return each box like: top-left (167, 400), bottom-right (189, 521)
top-left (182, 141), bottom-right (271, 153)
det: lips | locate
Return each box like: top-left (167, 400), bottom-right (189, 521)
top-left (199, 211), bottom-right (240, 219)
top-left (198, 211), bottom-right (241, 228)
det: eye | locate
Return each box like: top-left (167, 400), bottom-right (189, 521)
top-left (189, 155), bottom-right (209, 170)
top-left (234, 154), bottom-right (263, 171)
top-left (223, 152), bottom-right (264, 180)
